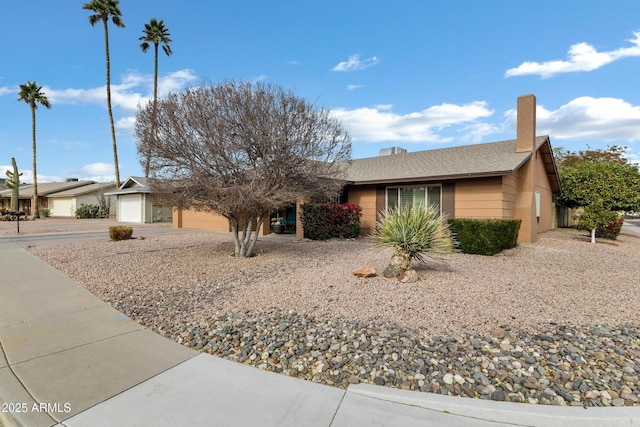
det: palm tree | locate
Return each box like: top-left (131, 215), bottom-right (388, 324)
top-left (139, 18), bottom-right (172, 178)
top-left (18, 81), bottom-right (51, 219)
top-left (83, 0), bottom-right (125, 187)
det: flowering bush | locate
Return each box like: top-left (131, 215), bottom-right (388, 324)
top-left (595, 217), bottom-right (624, 240)
top-left (300, 202), bottom-right (361, 240)
top-left (575, 206), bottom-right (622, 240)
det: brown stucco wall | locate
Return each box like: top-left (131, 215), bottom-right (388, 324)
top-left (346, 185), bottom-right (378, 233)
top-left (454, 177), bottom-right (505, 219)
top-left (173, 208), bottom-right (230, 231)
top-left (514, 156), bottom-right (536, 243)
top-left (534, 151), bottom-right (555, 234)
top-left (173, 208), bottom-right (272, 235)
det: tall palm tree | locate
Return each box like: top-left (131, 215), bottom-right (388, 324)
top-left (139, 18), bottom-right (172, 178)
top-left (83, 0), bottom-right (125, 187)
top-left (18, 81), bottom-right (51, 219)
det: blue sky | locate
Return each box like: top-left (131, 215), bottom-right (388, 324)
top-left (2, 1), bottom-right (640, 183)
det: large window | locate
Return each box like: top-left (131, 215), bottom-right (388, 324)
top-left (386, 185), bottom-right (441, 213)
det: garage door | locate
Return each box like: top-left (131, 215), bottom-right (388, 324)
top-left (49, 197), bottom-right (76, 217)
top-left (119, 194), bottom-right (142, 223)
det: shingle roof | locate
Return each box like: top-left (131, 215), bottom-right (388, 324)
top-left (47, 182), bottom-right (117, 197)
top-left (0, 181), bottom-right (97, 198)
top-left (104, 176), bottom-right (151, 195)
top-left (342, 137), bottom-right (558, 190)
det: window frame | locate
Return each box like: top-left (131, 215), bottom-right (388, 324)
top-left (385, 184), bottom-right (442, 214)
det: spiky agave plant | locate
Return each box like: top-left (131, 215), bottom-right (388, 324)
top-left (372, 204), bottom-right (453, 278)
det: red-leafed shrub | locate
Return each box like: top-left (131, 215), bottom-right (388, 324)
top-left (300, 203), bottom-right (361, 240)
top-left (595, 217), bottom-right (624, 240)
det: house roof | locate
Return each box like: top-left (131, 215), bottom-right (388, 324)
top-left (47, 182), bottom-right (117, 197)
top-left (104, 176), bottom-right (151, 195)
top-left (0, 180), bottom-right (97, 199)
top-left (342, 136), bottom-right (561, 193)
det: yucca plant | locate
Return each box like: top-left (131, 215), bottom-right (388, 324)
top-left (372, 204), bottom-right (453, 278)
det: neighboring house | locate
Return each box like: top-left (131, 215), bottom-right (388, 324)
top-left (172, 94), bottom-right (561, 243)
top-left (0, 179), bottom-right (97, 216)
top-left (105, 176), bottom-right (172, 224)
top-left (46, 182), bottom-right (117, 217)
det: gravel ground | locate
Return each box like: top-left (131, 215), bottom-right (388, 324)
top-left (21, 219), bottom-right (640, 406)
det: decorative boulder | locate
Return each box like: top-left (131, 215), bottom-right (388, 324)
top-left (382, 251), bottom-right (412, 278)
top-left (397, 269), bottom-right (419, 283)
top-left (352, 267), bottom-right (377, 278)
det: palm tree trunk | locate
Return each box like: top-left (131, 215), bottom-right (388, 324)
top-left (144, 43), bottom-right (160, 178)
top-left (31, 106), bottom-right (39, 219)
top-left (103, 19), bottom-right (120, 187)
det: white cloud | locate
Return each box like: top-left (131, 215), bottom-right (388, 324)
top-left (505, 31), bottom-right (640, 78)
top-left (43, 68), bottom-right (198, 116)
top-left (250, 75), bottom-right (267, 84)
top-left (62, 162), bottom-right (115, 182)
top-left (504, 97), bottom-right (640, 142)
top-left (116, 116), bottom-right (137, 133)
top-left (332, 54), bottom-right (380, 72)
top-left (332, 101), bottom-right (494, 143)
top-left (0, 86), bottom-right (13, 96)
top-left (0, 165), bottom-right (64, 184)
top-left (346, 84), bottom-right (363, 91)
top-left (157, 70), bottom-right (198, 96)
top-left (80, 162), bottom-right (114, 176)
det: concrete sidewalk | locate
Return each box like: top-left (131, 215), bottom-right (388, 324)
top-left (1, 237), bottom-right (639, 426)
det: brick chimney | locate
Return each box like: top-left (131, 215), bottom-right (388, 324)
top-left (516, 94), bottom-right (536, 153)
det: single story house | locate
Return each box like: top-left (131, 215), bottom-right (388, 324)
top-left (105, 176), bottom-right (172, 224)
top-left (172, 94), bottom-right (561, 243)
top-left (0, 179), bottom-right (99, 216)
top-left (46, 182), bottom-right (117, 217)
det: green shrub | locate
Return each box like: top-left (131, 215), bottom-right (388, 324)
top-left (75, 203), bottom-right (109, 219)
top-left (575, 206), bottom-right (623, 240)
top-left (109, 226), bottom-right (133, 241)
top-left (41, 208), bottom-right (51, 217)
top-left (0, 210), bottom-right (30, 222)
top-left (448, 218), bottom-right (521, 255)
top-left (300, 203), bottom-right (361, 240)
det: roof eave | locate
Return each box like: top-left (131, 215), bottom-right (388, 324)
top-left (348, 170), bottom-right (517, 186)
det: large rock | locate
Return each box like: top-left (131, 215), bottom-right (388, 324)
top-left (397, 269), bottom-right (419, 283)
top-left (382, 251), bottom-right (412, 278)
top-left (352, 267), bottom-right (376, 278)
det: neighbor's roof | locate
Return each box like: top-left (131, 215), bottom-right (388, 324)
top-left (341, 136), bottom-right (560, 193)
top-left (0, 180), bottom-right (97, 198)
top-left (104, 176), bottom-right (151, 195)
top-left (47, 182), bottom-right (117, 197)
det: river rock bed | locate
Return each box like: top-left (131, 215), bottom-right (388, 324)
top-left (154, 308), bottom-right (640, 407)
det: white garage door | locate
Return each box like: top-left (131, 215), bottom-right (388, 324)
top-left (49, 197), bottom-right (76, 217)
top-left (119, 194), bottom-right (142, 223)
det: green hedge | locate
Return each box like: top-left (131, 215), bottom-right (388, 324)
top-left (448, 218), bottom-right (521, 255)
top-left (300, 203), bottom-right (361, 240)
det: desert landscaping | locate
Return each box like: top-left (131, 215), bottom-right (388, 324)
top-left (5, 218), bottom-right (640, 407)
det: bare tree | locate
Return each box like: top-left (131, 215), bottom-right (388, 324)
top-left (136, 81), bottom-right (351, 258)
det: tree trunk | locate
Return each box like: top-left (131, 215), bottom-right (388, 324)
top-left (103, 19), bottom-right (120, 187)
top-left (230, 216), bottom-right (264, 258)
top-left (591, 228), bottom-right (596, 244)
top-left (31, 105), bottom-right (39, 218)
top-left (144, 43), bottom-right (160, 178)
top-left (383, 250), bottom-right (412, 278)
